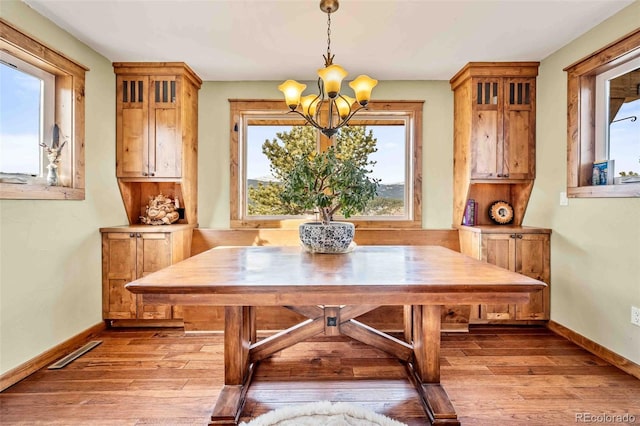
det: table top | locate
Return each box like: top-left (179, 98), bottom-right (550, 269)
top-left (126, 246), bottom-right (546, 306)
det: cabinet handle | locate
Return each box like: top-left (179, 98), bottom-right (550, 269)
top-left (150, 172), bottom-right (155, 177)
top-left (129, 233), bottom-right (134, 238)
top-left (510, 234), bottom-right (516, 238)
top-left (504, 173), bottom-right (510, 178)
top-left (497, 174), bottom-right (503, 177)
top-left (517, 234), bottom-right (523, 239)
top-left (142, 172), bottom-right (148, 176)
top-left (136, 233), bottom-right (142, 238)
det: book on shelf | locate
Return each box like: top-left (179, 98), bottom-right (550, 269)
top-left (592, 160), bottom-right (614, 185)
top-left (462, 199), bottom-right (477, 226)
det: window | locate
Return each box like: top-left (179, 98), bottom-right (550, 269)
top-left (595, 58), bottom-right (640, 182)
top-left (0, 19), bottom-right (87, 200)
top-left (230, 100), bottom-right (423, 228)
top-left (1, 51), bottom-right (55, 178)
top-left (564, 28), bottom-right (640, 198)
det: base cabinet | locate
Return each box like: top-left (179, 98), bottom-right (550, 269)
top-left (459, 226), bottom-right (550, 323)
top-left (101, 224), bottom-right (192, 323)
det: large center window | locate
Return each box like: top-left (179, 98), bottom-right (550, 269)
top-left (230, 100), bottom-right (423, 228)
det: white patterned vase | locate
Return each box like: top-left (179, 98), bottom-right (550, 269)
top-left (299, 221), bottom-right (355, 254)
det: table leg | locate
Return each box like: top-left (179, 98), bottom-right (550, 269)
top-left (409, 305), bottom-right (460, 425)
top-left (210, 306), bottom-right (255, 425)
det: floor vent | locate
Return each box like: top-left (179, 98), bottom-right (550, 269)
top-left (48, 340), bottom-right (102, 370)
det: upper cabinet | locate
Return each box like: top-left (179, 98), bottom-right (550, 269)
top-left (450, 62), bottom-right (539, 226)
top-left (113, 63), bottom-right (202, 225)
top-left (468, 76), bottom-right (536, 180)
top-left (116, 75), bottom-right (183, 178)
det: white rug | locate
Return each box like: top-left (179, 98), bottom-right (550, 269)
top-left (240, 401), bottom-right (408, 426)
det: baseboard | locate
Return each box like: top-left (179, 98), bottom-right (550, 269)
top-left (547, 320), bottom-right (640, 380)
top-left (0, 321), bottom-right (106, 392)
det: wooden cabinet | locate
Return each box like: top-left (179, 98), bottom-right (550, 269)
top-left (468, 76), bottom-right (536, 180)
top-left (116, 75), bottom-right (182, 178)
top-left (114, 63), bottom-right (201, 225)
top-left (101, 224), bottom-right (192, 325)
top-left (450, 62), bottom-right (539, 227)
top-left (459, 226), bottom-right (550, 323)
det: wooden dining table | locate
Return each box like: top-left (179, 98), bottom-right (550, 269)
top-left (126, 245), bottom-right (546, 425)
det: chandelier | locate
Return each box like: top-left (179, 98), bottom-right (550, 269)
top-left (278, 0), bottom-right (378, 138)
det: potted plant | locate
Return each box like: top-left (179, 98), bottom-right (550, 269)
top-left (279, 136), bottom-right (379, 253)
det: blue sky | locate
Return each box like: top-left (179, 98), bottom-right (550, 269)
top-left (246, 124), bottom-right (406, 184)
top-left (0, 63), bottom-right (41, 174)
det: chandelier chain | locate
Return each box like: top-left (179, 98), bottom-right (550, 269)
top-left (326, 11), bottom-right (332, 65)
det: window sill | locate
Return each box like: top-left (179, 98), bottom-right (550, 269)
top-left (0, 183), bottom-right (85, 200)
top-left (567, 182), bottom-right (640, 198)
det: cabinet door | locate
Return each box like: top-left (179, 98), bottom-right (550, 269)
top-left (102, 232), bottom-right (137, 319)
top-left (149, 76), bottom-right (181, 178)
top-left (136, 232), bottom-right (173, 319)
top-left (515, 233), bottom-right (550, 320)
top-left (502, 78), bottom-right (535, 179)
top-left (480, 233), bottom-right (517, 320)
top-left (471, 78), bottom-right (502, 179)
top-left (116, 76), bottom-right (150, 177)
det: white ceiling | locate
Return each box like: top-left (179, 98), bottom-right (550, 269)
top-left (23, 0), bottom-right (635, 81)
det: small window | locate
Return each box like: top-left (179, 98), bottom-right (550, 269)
top-left (0, 19), bottom-right (87, 200)
top-left (564, 28), bottom-right (640, 197)
top-left (230, 100), bottom-right (423, 228)
top-left (0, 51), bottom-right (55, 179)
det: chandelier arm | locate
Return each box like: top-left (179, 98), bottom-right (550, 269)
top-left (330, 104), bottom-right (369, 132)
top-left (327, 99), bottom-right (335, 131)
top-left (285, 109), bottom-right (324, 132)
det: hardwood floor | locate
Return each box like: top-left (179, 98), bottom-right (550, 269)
top-left (1, 325), bottom-right (638, 425)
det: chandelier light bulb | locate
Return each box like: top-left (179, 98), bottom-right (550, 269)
top-left (317, 64), bottom-right (348, 98)
top-left (278, 80), bottom-right (307, 110)
top-left (335, 95), bottom-right (355, 119)
top-left (300, 95), bottom-right (320, 117)
top-left (349, 75), bottom-right (378, 106)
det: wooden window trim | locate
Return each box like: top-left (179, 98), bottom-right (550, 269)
top-left (229, 99), bottom-right (423, 229)
top-left (0, 19), bottom-right (88, 200)
top-left (564, 28), bottom-right (640, 198)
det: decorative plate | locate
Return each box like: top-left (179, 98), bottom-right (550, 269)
top-left (489, 201), bottom-right (514, 225)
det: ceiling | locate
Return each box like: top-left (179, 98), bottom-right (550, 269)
top-left (23, 0), bottom-right (634, 81)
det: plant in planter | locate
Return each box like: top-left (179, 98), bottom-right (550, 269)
top-left (280, 138), bottom-right (379, 253)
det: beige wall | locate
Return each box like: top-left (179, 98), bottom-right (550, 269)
top-left (197, 81), bottom-right (454, 229)
top-left (529, 2), bottom-right (640, 363)
top-left (0, 1), bottom-right (123, 374)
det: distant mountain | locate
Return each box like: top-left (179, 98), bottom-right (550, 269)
top-left (248, 179), bottom-right (404, 201)
top-left (376, 183), bottom-right (404, 201)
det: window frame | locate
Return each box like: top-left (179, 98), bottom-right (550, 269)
top-left (0, 18), bottom-right (88, 200)
top-left (229, 99), bottom-right (423, 228)
top-left (564, 28), bottom-right (640, 198)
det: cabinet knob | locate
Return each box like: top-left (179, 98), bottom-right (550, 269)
top-left (129, 233), bottom-right (134, 237)
top-left (504, 173), bottom-right (510, 178)
top-left (150, 172), bottom-right (155, 177)
top-left (510, 234), bottom-right (516, 238)
top-left (136, 233), bottom-right (142, 238)
top-left (517, 234), bottom-right (523, 239)
top-left (142, 172), bottom-right (148, 176)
